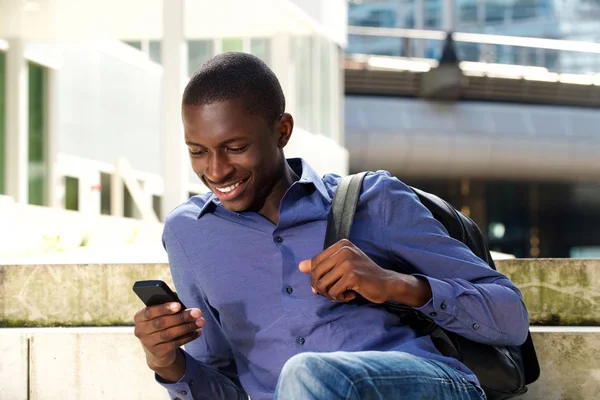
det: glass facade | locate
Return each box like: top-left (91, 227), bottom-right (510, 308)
top-left (64, 176), bottom-right (79, 211)
top-left (124, 35), bottom-right (340, 140)
top-left (294, 36), bottom-right (314, 133)
top-left (0, 51), bottom-right (5, 195)
top-left (402, 178), bottom-right (600, 258)
top-left (28, 61), bottom-right (47, 206)
top-left (250, 38), bottom-right (271, 67)
top-left (188, 40), bottom-right (213, 75)
top-left (293, 35), bottom-right (339, 138)
top-left (222, 38), bottom-right (243, 53)
top-left (347, 0), bottom-right (600, 73)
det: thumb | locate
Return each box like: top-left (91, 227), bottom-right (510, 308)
top-left (298, 260), bottom-right (311, 273)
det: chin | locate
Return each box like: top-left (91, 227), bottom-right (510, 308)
top-left (221, 197), bottom-right (252, 213)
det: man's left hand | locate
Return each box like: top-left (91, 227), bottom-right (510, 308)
top-left (298, 239), bottom-right (431, 306)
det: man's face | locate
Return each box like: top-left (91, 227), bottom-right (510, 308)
top-left (182, 98), bottom-right (288, 213)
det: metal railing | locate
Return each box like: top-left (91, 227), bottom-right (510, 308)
top-left (347, 26), bottom-right (600, 76)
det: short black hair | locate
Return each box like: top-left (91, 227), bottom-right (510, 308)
top-left (183, 52), bottom-right (285, 123)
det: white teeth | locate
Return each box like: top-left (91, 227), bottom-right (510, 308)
top-left (215, 180), bottom-right (242, 193)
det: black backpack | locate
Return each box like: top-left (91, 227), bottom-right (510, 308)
top-left (324, 172), bottom-right (540, 400)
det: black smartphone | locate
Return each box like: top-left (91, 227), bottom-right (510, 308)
top-left (132, 280), bottom-right (186, 309)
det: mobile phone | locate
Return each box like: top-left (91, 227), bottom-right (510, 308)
top-left (132, 280), bottom-right (187, 309)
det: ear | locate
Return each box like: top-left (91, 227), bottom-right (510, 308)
top-left (276, 113), bottom-right (294, 148)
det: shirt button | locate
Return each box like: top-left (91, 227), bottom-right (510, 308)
top-left (297, 336), bottom-right (305, 345)
top-left (275, 236), bottom-right (284, 243)
top-left (179, 391), bottom-right (188, 396)
top-left (473, 323), bottom-right (480, 330)
top-left (286, 286), bottom-right (293, 294)
top-left (429, 312), bottom-right (437, 317)
top-left (440, 302), bottom-right (447, 310)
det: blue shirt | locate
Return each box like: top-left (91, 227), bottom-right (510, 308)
top-left (159, 158), bottom-right (529, 400)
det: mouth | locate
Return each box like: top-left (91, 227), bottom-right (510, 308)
top-left (211, 177), bottom-right (250, 201)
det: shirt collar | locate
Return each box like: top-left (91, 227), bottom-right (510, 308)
top-left (196, 158), bottom-right (329, 219)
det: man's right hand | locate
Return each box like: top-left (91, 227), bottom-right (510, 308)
top-left (134, 302), bottom-right (205, 382)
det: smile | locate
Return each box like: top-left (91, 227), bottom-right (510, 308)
top-left (215, 180), bottom-right (244, 193)
top-left (210, 177), bottom-right (250, 201)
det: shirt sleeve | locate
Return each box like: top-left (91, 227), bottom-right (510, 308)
top-left (371, 173), bottom-right (529, 346)
top-left (157, 223), bottom-right (248, 400)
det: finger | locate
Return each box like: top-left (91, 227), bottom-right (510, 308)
top-left (328, 273), bottom-right (357, 302)
top-left (145, 318), bottom-right (205, 347)
top-left (309, 239), bottom-right (356, 271)
top-left (135, 308), bottom-right (202, 339)
top-left (314, 261), bottom-right (348, 298)
top-left (298, 260), bottom-right (311, 274)
top-left (152, 330), bottom-right (202, 359)
top-left (134, 302), bottom-right (185, 323)
top-left (311, 247), bottom-right (355, 290)
top-left (310, 256), bottom-right (338, 293)
top-left (148, 309), bottom-right (203, 333)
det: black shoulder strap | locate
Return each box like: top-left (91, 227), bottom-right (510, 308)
top-left (323, 172), bottom-right (368, 249)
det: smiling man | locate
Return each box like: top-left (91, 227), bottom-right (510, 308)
top-left (133, 52), bottom-right (529, 400)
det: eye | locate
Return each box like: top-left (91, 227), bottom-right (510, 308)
top-left (227, 145), bottom-right (249, 154)
top-left (188, 148), bottom-right (207, 156)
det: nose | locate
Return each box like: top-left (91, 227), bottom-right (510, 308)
top-left (203, 150), bottom-right (235, 184)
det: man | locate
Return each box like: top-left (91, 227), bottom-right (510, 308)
top-left (133, 52), bottom-right (529, 400)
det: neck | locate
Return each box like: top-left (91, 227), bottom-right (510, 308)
top-left (258, 161), bottom-right (299, 225)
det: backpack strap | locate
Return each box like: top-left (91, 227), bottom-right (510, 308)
top-left (323, 172), bottom-right (368, 249)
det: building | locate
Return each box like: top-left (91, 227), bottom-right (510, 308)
top-left (0, 0), bottom-right (349, 226)
top-left (347, 0), bottom-right (600, 73)
top-left (344, 0), bottom-right (600, 258)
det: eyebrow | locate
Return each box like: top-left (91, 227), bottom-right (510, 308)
top-left (185, 137), bottom-right (247, 147)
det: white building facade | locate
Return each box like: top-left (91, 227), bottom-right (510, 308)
top-left (0, 0), bottom-right (349, 221)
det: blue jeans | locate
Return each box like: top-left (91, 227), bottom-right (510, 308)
top-left (274, 351), bottom-right (486, 400)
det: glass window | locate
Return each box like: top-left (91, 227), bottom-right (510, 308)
top-left (459, 2), bottom-right (479, 24)
top-left (153, 195), bottom-right (162, 221)
top-left (250, 38), bottom-right (271, 66)
top-left (222, 38), bottom-right (243, 53)
top-left (320, 37), bottom-right (333, 138)
top-left (100, 172), bottom-right (112, 215)
top-left (124, 41), bottom-right (142, 50)
top-left (124, 183), bottom-right (136, 218)
top-left (0, 51), bottom-right (5, 195)
top-left (64, 176), bottom-right (79, 211)
top-left (188, 40), bottom-right (213, 75)
top-left (294, 36), bottom-right (314, 133)
top-left (28, 62), bottom-right (47, 206)
top-left (485, 1), bottom-right (508, 23)
top-left (149, 41), bottom-right (161, 64)
top-left (424, 0), bottom-right (443, 28)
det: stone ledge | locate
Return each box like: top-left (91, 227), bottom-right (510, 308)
top-left (0, 263), bottom-right (173, 327)
top-left (1, 259), bottom-right (598, 327)
top-left (498, 259), bottom-right (600, 326)
top-left (0, 327), bottom-right (598, 400)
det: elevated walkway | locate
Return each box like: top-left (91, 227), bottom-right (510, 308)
top-left (1, 259), bottom-right (599, 399)
top-left (344, 95), bottom-right (600, 180)
top-left (343, 27), bottom-right (600, 180)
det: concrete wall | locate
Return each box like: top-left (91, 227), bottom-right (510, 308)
top-left (0, 328), bottom-right (163, 400)
top-left (2, 327), bottom-right (598, 400)
top-left (1, 259), bottom-right (599, 399)
top-left (3, 259), bottom-right (598, 327)
top-left (499, 258), bottom-right (600, 326)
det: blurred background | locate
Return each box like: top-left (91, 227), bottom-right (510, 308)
top-left (2, 1), bottom-right (600, 399)
top-left (0, 0), bottom-right (599, 262)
